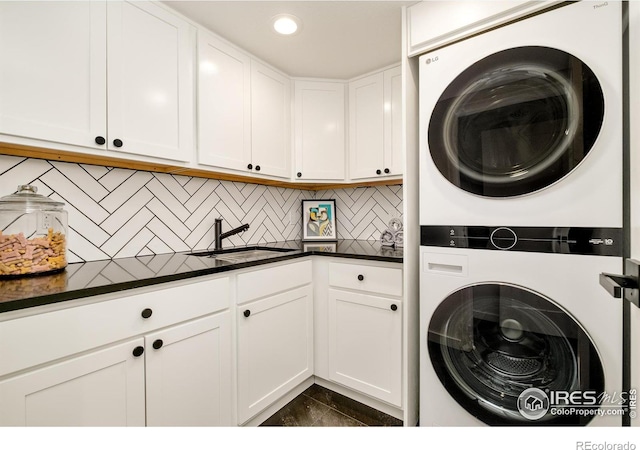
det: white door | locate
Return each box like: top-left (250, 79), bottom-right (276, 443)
top-left (197, 32), bottom-right (251, 172)
top-left (0, 338), bottom-right (145, 426)
top-left (294, 81), bottom-right (345, 181)
top-left (145, 312), bottom-right (232, 426)
top-left (250, 61), bottom-right (291, 178)
top-left (0, 1), bottom-right (107, 149)
top-left (349, 72), bottom-right (385, 180)
top-left (237, 285), bottom-right (313, 424)
top-left (384, 66), bottom-right (403, 177)
top-left (328, 289), bottom-right (402, 407)
top-left (107, 0), bottom-right (194, 162)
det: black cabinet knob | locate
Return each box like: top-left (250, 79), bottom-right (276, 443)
top-left (247, 163), bottom-right (253, 170)
top-left (357, 274), bottom-right (364, 281)
top-left (132, 346), bottom-right (144, 357)
top-left (113, 139), bottom-right (123, 148)
top-left (141, 308), bottom-right (152, 319)
top-left (384, 168), bottom-right (390, 174)
top-left (152, 339), bottom-right (164, 350)
top-left (95, 136), bottom-right (106, 145)
top-left (297, 172), bottom-right (302, 178)
top-left (255, 165), bottom-right (261, 171)
top-left (244, 310), bottom-right (251, 318)
top-left (376, 169), bottom-right (382, 175)
top-left (391, 304), bottom-right (398, 311)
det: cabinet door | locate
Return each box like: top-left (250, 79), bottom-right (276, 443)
top-left (0, 1), bottom-right (107, 149)
top-left (328, 289), bottom-right (402, 407)
top-left (384, 66), bottom-right (403, 177)
top-left (0, 338), bottom-right (145, 426)
top-left (294, 81), bottom-right (345, 181)
top-left (407, 1), bottom-right (555, 57)
top-left (107, 0), bottom-right (194, 162)
top-left (198, 32), bottom-right (251, 172)
top-left (145, 312), bottom-right (232, 426)
top-left (237, 285), bottom-right (313, 424)
top-left (349, 72), bottom-right (384, 180)
top-left (250, 61), bottom-right (291, 178)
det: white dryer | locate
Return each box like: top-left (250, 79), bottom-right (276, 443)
top-left (420, 244), bottom-right (623, 426)
top-left (419, 1), bottom-right (623, 227)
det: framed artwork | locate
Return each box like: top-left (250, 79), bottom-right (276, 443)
top-left (302, 199), bottom-right (337, 241)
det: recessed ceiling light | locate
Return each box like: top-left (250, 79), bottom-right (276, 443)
top-left (272, 14), bottom-right (302, 36)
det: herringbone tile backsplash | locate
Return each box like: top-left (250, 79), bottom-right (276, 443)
top-left (0, 156), bottom-right (403, 263)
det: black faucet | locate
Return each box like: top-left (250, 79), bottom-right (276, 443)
top-left (214, 218), bottom-right (250, 250)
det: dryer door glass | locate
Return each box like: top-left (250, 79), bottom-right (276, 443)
top-left (428, 46), bottom-right (604, 197)
top-left (427, 283), bottom-right (605, 426)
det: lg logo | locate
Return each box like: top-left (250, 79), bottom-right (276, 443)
top-left (425, 56), bottom-right (439, 65)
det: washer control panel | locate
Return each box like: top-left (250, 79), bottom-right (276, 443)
top-left (421, 225), bottom-right (623, 256)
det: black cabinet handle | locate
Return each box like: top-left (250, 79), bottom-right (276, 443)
top-left (244, 310), bottom-right (251, 318)
top-left (384, 168), bottom-right (390, 174)
top-left (152, 339), bottom-right (164, 350)
top-left (132, 346), bottom-right (144, 357)
top-left (357, 274), bottom-right (364, 281)
top-left (95, 136), bottom-right (106, 145)
top-left (297, 172), bottom-right (302, 178)
top-left (390, 304), bottom-right (398, 311)
top-left (255, 165), bottom-right (261, 171)
top-left (247, 163), bottom-right (253, 170)
top-left (376, 169), bottom-right (382, 175)
top-left (141, 308), bottom-right (152, 319)
top-left (113, 139), bottom-right (123, 148)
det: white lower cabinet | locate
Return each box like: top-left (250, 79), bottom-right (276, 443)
top-left (237, 284), bottom-right (314, 424)
top-left (0, 277), bottom-right (232, 427)
top-left (0, 257), bottom-right (404, 426)
top-left (0, 338), bottom-right (146, 426)
top-left (328, 289), bottom-right (402, 407)
top-left (315, 259), bottom-right (404, 409)
top-left (145, 312), bottom-right (232, 426)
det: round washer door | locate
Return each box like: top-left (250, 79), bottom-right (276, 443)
top-left (428, 46), bottom-right (605, 197)
top-left (427, 283), bottom-right (605, 426)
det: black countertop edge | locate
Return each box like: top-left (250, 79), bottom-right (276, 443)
top-left (0, 240), bottom-right (402, 315)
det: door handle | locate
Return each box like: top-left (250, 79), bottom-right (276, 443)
top-left (599, 259), bottom-right (640, 308)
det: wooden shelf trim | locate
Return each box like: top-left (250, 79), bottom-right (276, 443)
top-left (0, 143), bottom-right (402, 191)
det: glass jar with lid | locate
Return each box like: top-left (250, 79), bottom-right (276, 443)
top-left (0, 185), bottom-right (68, 277)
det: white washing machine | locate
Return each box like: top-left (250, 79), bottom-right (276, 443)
top-left (419, 1), bottom-right (623, 227)
top-left (420, 245), bottom-right (623, 426)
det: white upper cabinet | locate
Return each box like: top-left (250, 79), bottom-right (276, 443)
top-left (107, 1), bottom-right (194, 162)
top-left (384, 66), bottom-right (403, 177)
top-left (349, 65), bottom-right (402, 180)
top-left (0, 1), bottom-right (107, 149)
top-left (349, 72), bottom-right (384, 180)
top-left (197, 32), bottom-right (252, 172)
top-left (0, 1), bottom-right (194, 163)
top-left (294, 81), bottom-right (345, 181)
top-left (407, 0), bottom-right (560, 57)
top-left (250, 61), bottom-right (291, 178)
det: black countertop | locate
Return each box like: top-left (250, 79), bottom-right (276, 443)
top-left (0, 240), bottom-right (402, 314)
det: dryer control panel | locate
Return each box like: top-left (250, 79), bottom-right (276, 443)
top-left (420, 226), bottom-right (623, 256)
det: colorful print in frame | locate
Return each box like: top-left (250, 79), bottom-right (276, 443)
top-left (302, 199), bottom-right (337, 241)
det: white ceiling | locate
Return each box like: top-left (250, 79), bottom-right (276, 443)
top-left (162, 1), bottom-right (414, 79)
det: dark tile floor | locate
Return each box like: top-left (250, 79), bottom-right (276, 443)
top-left (260, 384), bottom-right (403, 427)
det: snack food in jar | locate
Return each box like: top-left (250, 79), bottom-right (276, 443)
top-left (0, 185), bottom-right (68, 277)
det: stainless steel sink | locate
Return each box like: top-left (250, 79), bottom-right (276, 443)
top-left (187, 247), bottom-right (295, 264)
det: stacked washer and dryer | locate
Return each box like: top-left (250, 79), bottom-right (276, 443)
top-left (419, 2), bottom-right (625, 426)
